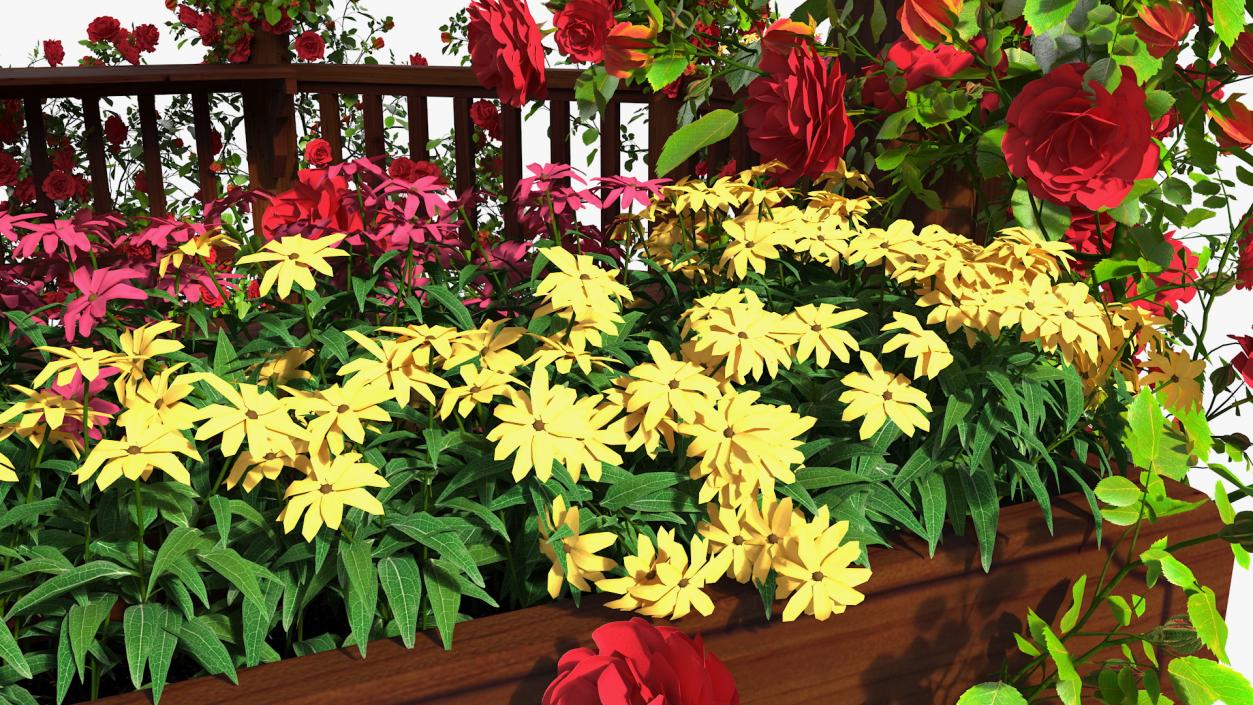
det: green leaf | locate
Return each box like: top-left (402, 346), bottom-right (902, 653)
top-left (1216, 482), bottom-right (1236, 525)
top-left (1168, 656), bottom-right (1253, 704)
top-left (199, 547), bottom-right (268, 606)
top-left (919, 472), bottom-right (947, 555)
top-left (956, 682), bottom-right (1029, 705)
top-left (1187, 588), bottom-right (1228, 664)
top-left (1059, 574), bottom-right (1088, 633)
top-left (646, 56), bottom-right (688, 92)
top-left (1108, 595), bottom-right (1133, 626)
top-left (1024, 0), bottom-right (1078, 33)
top-left (340, 539), bottom-right (378, 658)
top-left (212, 328), bottom-right (238, 377)
top-left (390, 514), bottom-right (485, 587)
top-left (67, 597), bottom-right (116, 678)
top-left (424, 562), bottom-right (462, 651)
top-left (1095, 476), bottom-right (1143, 508)
top-left (5, 560), bottom-right (131, 618)
top-left (1010, 183), bottom-right (1072, 239)
top-left (377, 556), bottom-right (422, 649)
top-left (1213, 0), bottom-right (1245, 46)
top-left (654, 110), bottom-right (739, 177)
top-left (1041, 625), bottom-right (1081, 705)
top-left (0, 620), bottom-right (30, 680)
top-left (1124, 389), bottom-right (1190, 481)
top-left (1140, 544), bottom-right (1198, 590)
top-left (123, 603), bottom-right (178, 696)
top-left (422, 285), bottom-right (475, 331)
top-left (602, 472), bottom-right (682, 511)
top-left (147, 527), bottom-right (208, 596)
top-left (959, 469), bottom-right (1000, 571)
top-left (877, 107), bottom-right (917, 141)
top-left (56, 621), bottom-right (73, 705)
top-left (178, 618), bottom-right (238, 685)
top-left (315, 328), bottom-right (352, 364)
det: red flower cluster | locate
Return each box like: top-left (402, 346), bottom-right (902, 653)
top-left (861, 37), bottom-right (988, 112)
top-left (294, 31), bottom-right (326, 62)
top-left (542, 619), bottom-right (739, 705)
top-left (470, 101), bottom-right (502, 140)
top-left (388, 157), bottom-right (442, 183)
top-left (468, 0), bottom-right (548, 107)
top-left (409, 52), bottom-right (429, 66)
top-left (553, 0), bottom-right (616, 63)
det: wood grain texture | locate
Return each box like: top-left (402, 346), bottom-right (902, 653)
top-left (86, 488), bottom-right (1231, 705)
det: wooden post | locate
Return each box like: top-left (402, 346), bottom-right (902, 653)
top-left (245, 31), bottom-right (297, 195)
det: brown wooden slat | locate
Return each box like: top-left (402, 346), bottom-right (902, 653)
top-left (731, 120), bottom-right (754, 173)
top-left (500, 104), bottom-right (523, 241)
top-left (80, 97), bottom-right (112, 213)
top-left (549, 100), bottom-right (571, 168)
top-left (191, 92), bottom-right (217, 202)
top-left (137, 94), bottom-right (167, 217)
top-left (647, 94), bottom-right (680, 180)
top-left (362, 93), bottom-right (386, 161)
top-left (316, 93), bottom-right (343, 163)
top-left (599, 100), bottom-right (621, 228)
top-left (86, 486), bottom-right (1231, 705)
top-left (452, 96), bottom-right (476, 228)
top-left (22, 99), bottom-right (53, 214)
top-left (406, 94), bottom-right (429, 161)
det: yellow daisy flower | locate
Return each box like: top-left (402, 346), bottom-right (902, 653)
top-left (442, 319), bottom-right (527, 373)
top-left (278, 452), bottom-right (388, 542)
top-left (598, 531), bottom-right (671, 612)
top-left (535, 246), bottom-right (632, 316)
top-left (257, 349), bottom-right (315, 385)
top-left (438, 365), bottom-right (518, 419)
top-left (116, 364), bottom-right (199, 432)
top-left (338, 331), bottom-right (449, 407)
top-left (787, 303), bottom-right (865, 368)
top-left (622, 340), bottom-right (721, 429)
top-left (31, 346), bottom-right (117, 389)
top-left (718, 218), bottom-right (790, 279)
top-left (525, 334), bottom-right (617, 376)
top-left (686, 304), bottom-right (796, 384)
top-left (157, 229), bottom-right (240, 277)
top-left (775, 508), bottom-right (872, 622)
top-left (192, 375), bottom-right (307, 458)
top-left (0, 450), bottom-right (16, 483)
top-left (632, 533), bottom-right (732, 620)
top-left (225, 444), bottom-right (304, 492)
top-left (237, 234), bottom-right (349, 298)
top-left (880, 312), bottom-right (954, 379)
top-left (539, 495), bottom-right (618, 598)
top-left (287, 378), bottom-right (393, 458)
top-left (74, 425), bottom-right (202, 490)
top-left (113, 321), bottom-right (183, 388)
top-left (839, 352), bottom-right (932, 440)
top-left (1141, 349), bottom-right (1206, 411)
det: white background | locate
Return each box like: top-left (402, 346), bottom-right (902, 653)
top-left (3, 0), bottom-right (1250, 676)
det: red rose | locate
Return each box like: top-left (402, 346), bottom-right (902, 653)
top-left (87, 16), bottom-right (122, 43)
top-left (898, 0), bottom-right (962, 46)
top-left (42, 169), bottom-right (76, 201)
top-left (1129, 231), bottom-right (1198, 315)
top-left (759, 19), bottom-right (815, 73)
top-left (409, 52), bottom-right (429, 66)
top-left (372, 37), bottom-right (385, 50)
top-left (134, 24), bottom-right (160, 53)
top-left (134, 170), bottom-right (147, 193)
top-left (1152, 107), bottom-right (1182, 138)
top-left (389, 156), bottom-right (443, 182)
top-left (195, 14), bottom-right (221, 45)
top-left (294, 31), bottom-right (326, 61)
top-left (470, 100), bottom-right (502, 139)
top-left (231, 7), bottom-right (255, 22)
top-left (177, 6), bottom-right (201, 28)
top-left (261, 169), bottom-right (364, 239)
top-left (542, 619), bottom-right (739, 705)
top-left (229, 38), bottom-right (252, 63)
top-left (1237, 214), bottom-right (1253, 290)
top-left (1229, 30), bottom-right (1253, 75)
top-left (745, 46), bottom-right (854, 186)
top-left (861, 37), bottom-right (982, 112)
top-left (1062, 209), bottom-right (1116, 274)
top-left (468, 0), bottom-right (548, 107)
top-left (605, 22), bottom-right (655, 78)
top-left (1132, 0), bottom-right (1194, 58)
top-left (13, 178), bottom-right (34, 203)
top-left (1211, 98), bottom-right (1253, 150)
top-left (553, 0), bottom-right (615, 63)
top-left (261, 12), bottom-right (293, 35)
top-left (52, 146), bottom-right (76, 172)
top-left (114, 31), bottom-right (142, 65)
top-left (0, 153), bottom-right (18, 186)
top-left (43, 40), bottom-right (65, 67)
top-left (1232, 335), bottom-right (1253, 390)
top-left (1002, 63), bottom-right (1158, 210)
top-left (104, 114), bottom-right (127, 147)
top-left (304, 138), bottom-right (333, 167)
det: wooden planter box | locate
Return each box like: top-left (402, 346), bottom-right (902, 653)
top-left (90, 488), bottom-right (1231, 705)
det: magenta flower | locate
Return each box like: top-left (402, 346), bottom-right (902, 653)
top-left (62, 267), bottom-right (148, 341)
top-left (14, 219), bottom-right (94, 261)
top-left (594, 175), bottom-right (670, 211)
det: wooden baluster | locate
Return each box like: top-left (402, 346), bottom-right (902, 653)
top-left (599, 100), bottom-right (621, 228)
top-left (647, 94), bottom-right (680, 180)
top-left (137, 94), bottom-right (167, 218)
top-left (191, 92), bottom-right (217, 202)
top-left (80, 97), bottom-right (113, 213)
top-left (731, 120), bottom-right (755, 172)
top-left (22, 99), bottom-right (53, 215)
top-left (549, 100), bottom-right (571, 168)
top-left (452, 97), bottom-right (476, 229)
top-left (407, 94), bottom-right (429, 161)
top-left (317, 93), bottom-right (343, 163)
top-left (500, 105), bottom-right (523, 241)
top-left (362, 93), bottom-right (386, 165)
top-left (707, 108), bottom-right (730, 176)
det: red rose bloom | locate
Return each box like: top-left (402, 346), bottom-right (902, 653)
top-left (1232, 335), bottom-right (1253, 391)
top-left (1132, 0), bottom-right (1194, 58)
top-left (1228, 31), bottom-right (1253, 75)
top-left (1211, 98), bottom-right (1253, 150)
top-left (389, 157), bottom-right (443, 182)
top-left (409, 52), bottom-right (429, 66)
top-left (861, 37), bottom-right (983, 112)
top-left (1237, 214), bottom-right (1253, 290)
top-left (294, 31), bottom-right (326, 61)
top-left (304, 138), bottom-right (333, 167)
top-left (195, 14), bottom-right (222, 45)
top-left (261, 169), bottom-right (364, 240)
top-left (52, 146), bottom-right (76, 172)
top-left (553, 0), bottom-right (615, 63)
top-left (177, 6), bottom-right (201, 28)
top-left (114, 31), bottom-right (142, 65)
top-left (13, 178), bottom-right (34, 203)
top-left (104, 114), bottom-right (127, 148)
top-left (42, 169), bottom-right (76, 201)
top-left (759, 19), bottom-right (815, 73)
top-left (744, 46), bottom-right (854, 186)
top-left (1002, 63), bottom-right (1158, 210)
top-left (898, 0), bottom-right (962, 46)
top-left (43, 40), bottom-right (65, 67)
top-left (542, 619), bottom-right (739, 705)
top-left (134, 24), bottom-right (160, 53)
top-left (605, 22), bottom-right (655, 78)
top-left (372, 37), bottom-right (385, 50)
top-left (1129, 231), bottom-right (1199, 315)
top-left (87, 16), bottom-right (122, 43)
top-left (229, 38), bottom-right (252, 63)
top-left (470, 100), bottom-right (502, 139)
top-left (468, 0), bottom-right (548, 107)
top-left (1152, 107), bottom-right (1182, 138)
top-left (0, 153), bottom-right (18, 186)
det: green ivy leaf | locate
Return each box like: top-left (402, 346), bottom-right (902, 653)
top-left (956, 682), bottom-right (1028, 705)
top-left (654, 110), bottom-right (739, 177)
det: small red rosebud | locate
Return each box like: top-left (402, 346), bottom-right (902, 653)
top-left (441, 31), bottom-right (452, 44)
top-left (372, 36), bottom-right (384, 49)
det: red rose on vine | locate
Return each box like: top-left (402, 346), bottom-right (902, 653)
top-left (294, 31), bottom-right (326, 62)
top-left (304, 139), bottom-right (333, 167)
top-left (134, 24), bottom-right (160, 53)
top-left (42, 170), bottom-right (76, 201)
top-left (468, 0), bottom-right (548, 107)
top-left (409, 53), bottom-right (428, 66)
top-left (87, 16), bottom-right (122, 43)
top-left (1131, 0), bottom-right (1194, 58)
top-left (1211, 98), bottom-right (1253, 150)
top-left (604, 22), bottom-right (655, 77)
top-left (0, 153), bottom-right (17, 187)
top-left (470, 101), bottom-right (502, 139)
top-left (43, 40), bottom-right (64, 67)
top-left (759, 19), bottom-right (815, 73)
top-left (388, 157), bottom-right (442, 183)
top-left (1229, 32), bottom-right (1253, 75)
top-left (553, 0), bottom-right (616, 63)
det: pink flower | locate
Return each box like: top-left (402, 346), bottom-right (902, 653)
top-left (62, 267), bottom-right (148, 341)
top-left (594, 175), bottom-right (671, 210)
top-left (15, 219), bottom-right (93, 261)
top-left (1232, 335), bottom-right (1253, 391)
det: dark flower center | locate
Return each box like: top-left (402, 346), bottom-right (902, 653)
top-left (336, 404), bottom-right (350, 414)
top-left (533, 420), bottom-right (546, 431)
top-left (127, 445), bottom-right (142, 454)
top-left (245, 410), bottom-right (259, 420)
top-left (319, 483), bottom-right (334, 494)
top-left (812, 571), bottom-right (825, 582)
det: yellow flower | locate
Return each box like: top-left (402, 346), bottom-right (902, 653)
top-left (526, 334), bottom-right (617, 376)
top-left (113, 322), bottom-right (183, 388)
top-left (535, 246), bottom-right (632, 317)
top-left (116, 364), bottom-right (199, 432)
top-left (598, 531), bottom-right (670, 612)
top-left (701, 493), bottom-right (804, 584)
top-left (1141, 349), bottom-right (1205, 411)
top-left (622, 340), bottom-right (720, 430)
top-left (226, 445), bottom-right (304, 492)
top-left (775, 507), bottom-right (871, 622)
top-left (279, 452), bottom-right (388, 542)
top-left (31, 346), bottom-right (117, 389)
top-left (977, 227), bottom-right (1074, 281)
top-left (603, 388), bottom-right (681, 458)
top-left (74, 425), bottom-right (202, 490)
top-left (287, 378), bottom-right (393, 458)
top-left (443, 319), bottom-right (527, 372)
top-left (880, 312), bottom-right (953, 379)
top-left (192, 375), bottom-right (307, 458)
top-left (718, 218), bottom-right (790, 279)
top-left (438, 365), bottom-right (518, 419)
top-left (686, 304), bottom-right (796, 384)
top-left (632, 533), bottom-right (732, 619)
top-left (539, 495), bottom-right (617, 598)
top-left (338, 331), bottom-right (450, 407)
top-left (237, 234), bottom-right (349, 298)
top-left (0, 450), bottom-right (16, 482)
top-left (257, 349), bottom-right (315, 385)
top-left (679, 391), bottom-right (815, 503)
top-left (790, 216), bottom-right (852, 265)
top-left (1031, 283), bottom-right (1110, 365)
top-left (787, 303), bottom-right (865, 368)
top-left (0, 386), bottom-right (88, 438)
top-left (376, 323), bottom-right (459, 363)
top-left (839, 352), bottom-right (932, 440)
top-left (158, 229), bottom-right (240, 277)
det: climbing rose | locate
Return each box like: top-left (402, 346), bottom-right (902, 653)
top-left (409, 52), bottom-right (428, 66)
top-left (744, 47), bottom-right (854, 186)
top-left (759, 19), bottom-right (815, 73)
top-left (861, 37), bottom-right (984, 112)
top-left (294, 31), bottom-right (326, 62)
top-left (468, 0), bottom-right (547, 107)
top-left (87, 16), bottom-right (122, 43)
top-left (304, 139), bottom-right (333, 167)
top-left (1211, 98), bottom-right (1253, 150)
top-left (43, 40), bottom-right (65, 67)
top-left (553, 0), bottom-right (616, 63)
top-left (134, 24), bottom-right (161, 53)
top-left (1229, 31), bottom-right (1253, 75)
top-left (1237, 214), bottom-right (1253, 290)
top-left (42, 170), bottom-right (76, 201)
top-left (470, 100), bottom-right (502, 139)
top-left (1233, 335), bottom-right (1253, 391)
top-left (1132, 1), bottom-right (1194, 57)
top-left (104, 115), bottom-right (127, 147)
top-left (0, 153), bottom-right (16, 187)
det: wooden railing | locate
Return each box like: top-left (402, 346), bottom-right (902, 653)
top-left (0, 60), bottom-right (752, 238)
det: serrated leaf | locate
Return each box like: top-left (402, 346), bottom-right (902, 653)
top-left (1187, 588), bottom-right (1228, 664)
top-left (1214, 0), bottom-right (1245, 46)
top-left (378, 556), bottom-right (422, 649)
top-left (646, 56), bottom-right (688, 91)
top-left (340, 539), bottom-right (378, 658)
top-left (1095, 476), bottom-right (1143, 508)
top-left (1024, 0), bottom-right (1078, 33)
top-left (654, 110), bottom-right (738, 177)
top-left (424, 562), bottom-right (461, 651)
top-left (956, 682), bottom-right (1028, 705)
top-left (1168, 656), bottom-right (1253, 704)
